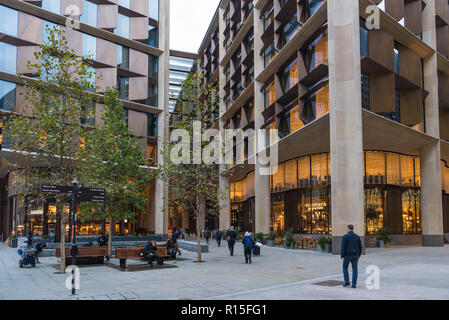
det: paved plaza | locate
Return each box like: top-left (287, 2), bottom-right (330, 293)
top-left (0, 242), bottom-right (448, 300)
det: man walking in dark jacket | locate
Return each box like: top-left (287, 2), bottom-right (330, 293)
top-left (341, 224), bottom-right (363, 288)
top-left (226, 227), bottom-right (237, 256)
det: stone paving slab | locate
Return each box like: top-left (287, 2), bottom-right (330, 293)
top-left (0, 242), bottom-right (449, 300)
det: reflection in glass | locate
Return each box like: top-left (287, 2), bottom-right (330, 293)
top-left (402, 189), bottom-right (421, 234)
top-left (149, 0), bottom-right (159, 21)
top-left (80, 0), bottom-right (97, 27)
top-left (0, 5), bottom-right (18, 37)
top-left (271, 193), bottom-right (284, 232)
top-left (365, 188), bottom-right (384, 234)
top-left (114, 14), bottom-right (130, 39)
top-left (0, 42), bottom-right (17, 74)
top-left (0, 80), bottom-right (16, 111)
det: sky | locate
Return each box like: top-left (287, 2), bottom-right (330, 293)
top-left (170, 0), bottom-right (220, 53)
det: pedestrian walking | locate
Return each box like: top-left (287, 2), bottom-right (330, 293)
top-left (49, 230), bottom-right (55, 244)
top-left (242, 231), bottom-right (255, 264)
top-left (205, 227), bottom-right (211, 244)
top-left (226, 226), bottom-right (237, 256)
top-left (215, 229), bottom-right (222, 247)
top-left (181, 228), bottom-right (186, 240)
top-left (341, 224), bottom-right (363, 288)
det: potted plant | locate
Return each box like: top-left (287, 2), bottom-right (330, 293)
top-left (285, 229), bottom-right (294, 249)
top-left (267, 231), bottom-right (276, 247)
top-left (318, 237), bottom-right (332, 253)
top-left (9, 235), bottom-right (18, 248)
top-left (255, 232), bottom-right (264, 244)
top-left (376, 228), bottom-right (392, 248)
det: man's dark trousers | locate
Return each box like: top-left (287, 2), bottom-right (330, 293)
top-left (343, 256), bottom-right (359, 287)
top-left (228, 241), bottom-right (235, 256)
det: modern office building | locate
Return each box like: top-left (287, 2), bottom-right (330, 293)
top-left (168, 50), bottom-right (197, 113)
top-left (196, 0), bottom-right (449, 252)
top-left (0, 0), bottom-right (170, 241)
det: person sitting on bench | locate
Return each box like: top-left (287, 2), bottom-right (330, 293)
top-left (142, 240), bottom-right (160, 266)
top-left (166, 239), bottom-right (177, 259)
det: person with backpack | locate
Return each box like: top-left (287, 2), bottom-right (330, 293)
top-left (226, 226), bottom-right (237, 256)
top-left (242, 232), bottom-right (255, 264)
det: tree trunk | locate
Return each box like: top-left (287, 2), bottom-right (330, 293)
top-left (196, 194), bottom-right (206, 262)
top-left (109, 217), bottom-right (113, 258)
top-left (58, 200), bottom-right (66, 274)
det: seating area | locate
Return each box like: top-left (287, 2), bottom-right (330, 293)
top-left (271, 236), bottom-right (320, 250)
top-left (55, 247), bottom-right (108, 265)
top-left (116, 245), bottom-right (171, 269)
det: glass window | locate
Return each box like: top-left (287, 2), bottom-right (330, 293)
top-left (402, 189), bottom-right (421, 234)
top-left (147, 113), bottom-right (158, 137)
top-left (264, 42), bottom-right (276, 67)
top-left (117, 76), bottom-right (129, 100)
top-left (0, 42), bottom-right (17, 74)
top-left (307, 0), bottom-right (325, 17)
top-left (0, 80), bottom-right (16, 111)
top-left (149, 0), bottom-right (159, 21)
top-left (309, 84), bottom-right (329, 120)
top-left (311, 154), bottom-right (329, 186)
top-left (114, 14), bottom-right (130, 39)
top-left (147, 84), bottom-right (158, 106)
top-left (169, 56), bottom-right (194, 72)
top-left (271, 163), bottom-right (285, 193)
top-left (287, 105), bottom-right (304, 134)
top-left (400, 155), bottom-right (415, 186)
top-left (170, 71), bottom-right (187, 86)
top-left (308, 32), bottom-right (328, 72)
top-left (264, 81), bottom-right (276, 108)
top-left (281, 12), bottom-right (300, 47)
top-left (82, 34), bottom-right (96, 59)
top-left (386, 152), bottom-right (400, 185)
top-left (365, 151), bottom-right (386, 184)
top-left (146, 25), bottom-right (159, 48)
top-left (281, 58), bottom-right (299, 93)
top-left (0, 5), bottom-right (18, 37)
top-left (284, 160), bottom-right (298, 190)
top-left (360, 25), bottom-right (369, 57)
top-left (117, 45), bottom-right (129, 70)
top-left (148, 55), bottom-right (158, 79)
top-left (364, 187), bottom-right (384, 234)
top-left (80, 0), bottom-right (97, 27)
top-left (41, 0), bottom-right (61, 14)
top-left (414, 157), bottom-right (421, 187)
top-left (271, 193), bottom-right (284, 232)
top-left (361, 73), bottom-right (370, 110)
top-left (298, 156), bottom-right (311, 188)
top-left (118, 0), bottom-right (130, 8)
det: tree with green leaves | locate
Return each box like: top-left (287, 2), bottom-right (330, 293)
top-left (158, 65), bottom-right (223, 262)
top-left (4, 25), bottom-right (97, 273)
top-left (77, 88), bottom-right (154, 258)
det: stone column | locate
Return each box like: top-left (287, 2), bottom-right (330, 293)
top-left (420, 0), bottom-right (444, 246)
top-left (218, 7), bottom-right (231, 231)
top-left (154, 0), bottom-right (170, 239)
top-left (328, 0), bottom-right (365, 254)
top-left (253, 4), bottom-right (271, 235)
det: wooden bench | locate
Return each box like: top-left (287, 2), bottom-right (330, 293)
top-left (115, 245), bottom-right (170, 269)
top-left (55, 247), bottom-right (108, 265)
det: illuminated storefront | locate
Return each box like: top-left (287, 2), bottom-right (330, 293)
top-left (230, 151), bottom-right (435, 236)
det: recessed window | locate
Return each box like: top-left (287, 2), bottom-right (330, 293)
top-left (114, 14), bottom-right (130, 39)
top-left (0, 5), bottom-right (18, 37)
top-left (0, 42), bottom-right (17, 74)
top-left (80, 0), bottom-right (97, 27)
top-left (0, 80), bottom-right (16, 111)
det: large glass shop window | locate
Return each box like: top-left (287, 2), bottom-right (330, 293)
top-left (300, 188), bottom-right (331, 234)
top-left (271, 193), bottom-right (284, 232)
top-left (365, 151), bottom-right (386, 184)
top-left (402, 189), bottom-right (421, 234)
top-left (364, 187), bottom-right (384, 234)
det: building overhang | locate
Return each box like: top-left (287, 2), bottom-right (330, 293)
top-left (362, 109), bottom-right (439, 155)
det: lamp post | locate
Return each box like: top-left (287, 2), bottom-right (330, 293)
top-left (70, 179), bottom-right (80, 296)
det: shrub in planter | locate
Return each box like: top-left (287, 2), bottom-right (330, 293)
top-left (318, 237), bottom-right (332, 253)
top-left (376, 228), bottom-right (392, 248)
top-left (285, 229), bottom-right (294, 249)
top-left (267, 231), bottom-right (276, 247)
top-left (255, 232), bottom-right (264, 243)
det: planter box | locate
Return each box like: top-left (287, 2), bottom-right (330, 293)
top-left (10, 239), bottom-right (18, 248)
top-left (267, 240), bottom-right (275, 247)
top-left (318, 243), bottom-right (331, 253)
